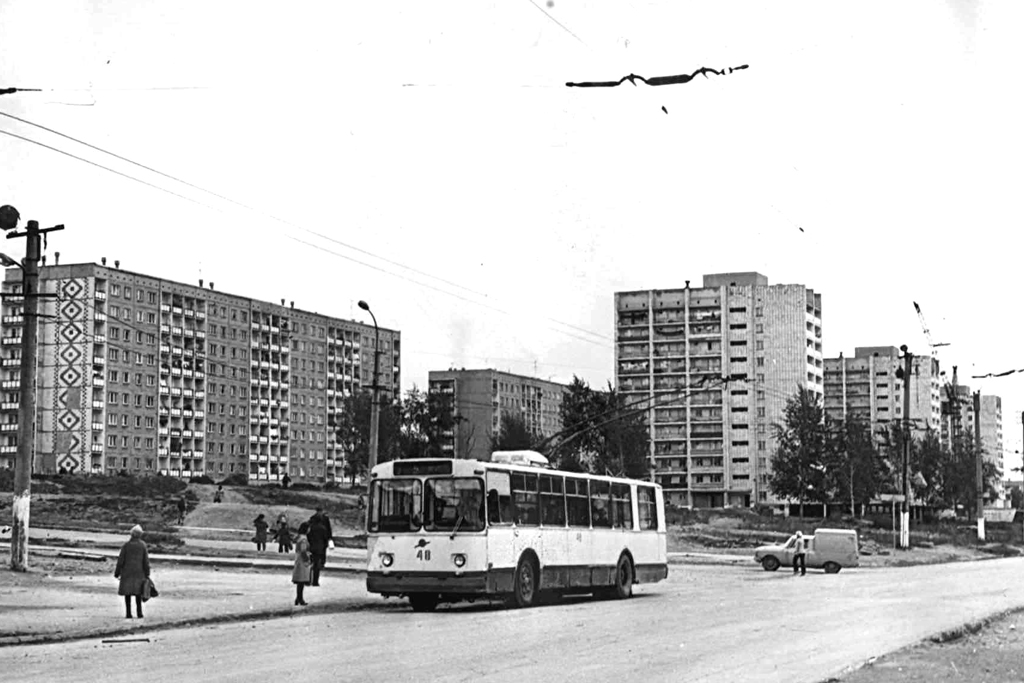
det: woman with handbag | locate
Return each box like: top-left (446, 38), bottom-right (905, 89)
top-left (292, 522), bottom-right (312, 606)
top-left (114, 524), bottom-right (151, 619)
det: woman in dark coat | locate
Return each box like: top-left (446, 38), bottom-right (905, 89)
top-left (253, 513), bottom-right (269, 552)
top-left (114, 524), bottom-right (151, 619)
top-left (274, 513), bottom-right (292, 553)
top-left (292, 522), bottom-right (312, 606)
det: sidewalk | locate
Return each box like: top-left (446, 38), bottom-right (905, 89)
top-left (0, 560), bottom-right (373, 647)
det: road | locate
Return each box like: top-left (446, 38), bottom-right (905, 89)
top-left (5, 558), bottom-right (1024, 683)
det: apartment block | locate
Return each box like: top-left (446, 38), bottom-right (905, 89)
top-left (614, 272), bottom-right (823, 509)
top-left (823, 347), bottom-right (942, 441)
top-left (940, 385), bottom-right (1005, 506)
top-left (428, 369), bottom-right (568, 461)
top-left (0, 262), bottom-right (400, 485)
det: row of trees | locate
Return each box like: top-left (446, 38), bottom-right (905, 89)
top-left (334, 376), bottom-right (652, 483)
top-left (770, 387), bottom-right (1002, 516)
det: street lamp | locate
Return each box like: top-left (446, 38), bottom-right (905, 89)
top-left (0, 253), bottom-right (23, 270)
top-left (357, 300), bottom-right (381, 502)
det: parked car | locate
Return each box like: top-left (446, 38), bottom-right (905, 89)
top-left (753, 528), bottom-right (859, 573)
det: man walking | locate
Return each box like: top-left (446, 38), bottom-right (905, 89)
top-left (306, 515), bottom-right (330, 587)
top-left (792, 530), bottom-right (806, 576)
top-left (177, 496), bottom-right (187, 525)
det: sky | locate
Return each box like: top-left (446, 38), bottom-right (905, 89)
top-left (1, 1), bottom-right (1023, 472)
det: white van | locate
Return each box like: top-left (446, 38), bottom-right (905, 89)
top-left (753, 528), bottom-right (859, 573)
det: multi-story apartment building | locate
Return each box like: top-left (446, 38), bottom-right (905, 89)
top-left (823, 346), bottom-right (942, 441)
top-left (428, 369), bottom-right (568, 461)
top-left (614, 272), bottom-right (823, 509)
top-left (0, 262), bottom-right (400, 485)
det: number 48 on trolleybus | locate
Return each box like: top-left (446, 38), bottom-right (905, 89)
top-left (365, 450), bottom-right (668, 612)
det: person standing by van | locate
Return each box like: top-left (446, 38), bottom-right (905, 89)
top-left (793, 530), bottom-right (806, 576)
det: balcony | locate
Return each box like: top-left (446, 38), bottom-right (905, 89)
top-left (184, 309), bottom-right (195, 318)
top-left (1, 379), bottom-right (19, 390)
top-left (94, 290), bottom-right (107, 301)
top-left (1, 358), bottom-right (20, 367)
top-left (172, 306), bottom-right (183, 316)
top-left (92, 355), bottom-right (106, 366)
top-left (0, 423), bottom-right (17, 432)
top-left (93, 312), bottom-right (107, 322)
top-left (194, 410), bottom-right (205, 419)
top-left (92, 400), bottom-right (104, 409)
top-left (92, 378), bottom-right (104, 387)
top-left (0, 445), bottom-right (18, 454)
top-left (2, 315), bottom-right (23, 326)
top-left (94, 335), bottom-right (107, 344)
top-left (2, 336), bottom-right (23, 346)
top-left (1, 402), bottom-right (18, 411)
top-left (158, 447), bottom-right (169, 456)
top-left (91, 444), bottom-right (103, 453)
top-left (92, 422), bottom-right (104, 431)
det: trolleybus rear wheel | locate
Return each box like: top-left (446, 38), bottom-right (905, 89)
top-left (511, 554), bottom-right (538, 608)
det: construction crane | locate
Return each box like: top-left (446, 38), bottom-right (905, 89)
top-left (913, 301), bottom-right (951, 356)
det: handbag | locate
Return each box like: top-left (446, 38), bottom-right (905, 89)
top-left (142, 577), bottom-right (159, 602)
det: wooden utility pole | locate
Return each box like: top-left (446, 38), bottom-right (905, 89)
top-left (5, 217), bottom-right (63, 571)
top-left (974, 390), bottom-right (985, 541)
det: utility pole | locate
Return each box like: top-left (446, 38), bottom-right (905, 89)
top-left (974, 390), bottom-right (985, 541)
top-left (899, 347), bottom-right (913, 549)
top-left (3, 212), bottom-right (63, 571)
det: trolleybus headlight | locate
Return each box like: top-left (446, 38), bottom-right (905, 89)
top-left (452, 553), bottom-right (466, 568)
top-left (381, 553), bottom-right (394, 567)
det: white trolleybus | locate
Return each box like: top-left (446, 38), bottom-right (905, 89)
top-left (366, 450), bottom-right (668, 611)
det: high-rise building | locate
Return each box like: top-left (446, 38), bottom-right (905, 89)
top-left (0, 262), bottom-right (400, 484)
top-left (427, 369), bottom-right (568, 461)
top-left (614, 272), bottom-right (822, 509)
top-left (940, 385), bottom-right (1005, 507)
top-left (823, 346), bottom-right (942, 441)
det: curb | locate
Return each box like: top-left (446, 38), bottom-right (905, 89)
top-left (817, 605), bottom-right (1024, 683)
top-left (0, 597), bottom-right (380, 648)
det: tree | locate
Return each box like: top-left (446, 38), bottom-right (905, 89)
top-left (769, 386), bottom-right (829, 516)
top-left (399, 387), bottom-right (465, 459)
top-left (826, 416), bottom-right (888, 516)
top-left (546, 376), bottom-right (649, 478)
top-left (491, 411), bottom-right (541, 452)
top-left (334, 392), bottom-right (401, 485)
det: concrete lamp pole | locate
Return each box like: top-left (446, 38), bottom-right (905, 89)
top-left (357, 300), bottom-right (380, 530)
top-left (897, 345), bottom-right (913, 550)
top-left (1, 206), bottom-right (63, 572)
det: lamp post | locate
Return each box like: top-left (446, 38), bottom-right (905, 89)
top-left (357, 300), bottom-right (381, 505)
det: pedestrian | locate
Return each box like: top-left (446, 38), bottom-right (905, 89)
top-left (274, 514), bottom-right (292, 553)
top-left (281, 473), bottom-right (291, 489)
top-left (177, 495), bottom-right (187, 525)
top-left (114, 524), bottom-right (151, 619)
top-left (307, 515), bottom-right (330, 587)
top-left (309, 506), bottom-right (334, 545)
top-left (292, 522), bottom-right (312, 606)
top-left (793, 530), bottom-right (806, 576)
top-left (253, 513), bottom-right (269, 552)
top-left (213, 484), bottom-right (224, 503)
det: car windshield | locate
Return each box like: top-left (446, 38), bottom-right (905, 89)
top-left (425, 477), bottom-right (485, 532)
top-left (369, 479), bottom-right (422, 533)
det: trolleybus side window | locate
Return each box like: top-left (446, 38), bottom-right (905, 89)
top-left (425, 478), bottom-right (485, 532)
top-left (565, 477), bottom-right (590, 527)
top-left (370, 479), bottom-right (422, 533)
top-left (637, 485), bottom-right (658, 530)
top-left (590, 480), bottom-right (612, 528)
top-left (540, 474), bottom-right (566, 527)
top-left (611, 483), bottom-right (633, 530)
top-left (486, 470), bottom-right (513, 525)
top-left (511, 472), bottom-right (539, 526)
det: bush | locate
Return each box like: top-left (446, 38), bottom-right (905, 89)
top-left (219, 473), bottom-right (249, 487)
top-left (289, 483), bottom-right (320, 491)
top-left (189, 475), bottom-right (215, 485)
top-left (57, 473), bottom-right (186, 497)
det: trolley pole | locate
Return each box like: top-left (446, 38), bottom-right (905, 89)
top-left (974, 391), bottom-right (985, 541)
top-left (4, 216), bottom-right (63, 571)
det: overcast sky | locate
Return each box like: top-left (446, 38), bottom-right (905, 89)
top-left (2, 0), bottom-right (1022, 472)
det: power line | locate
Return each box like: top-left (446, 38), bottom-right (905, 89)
top-left (0, 114), bottom-right (613, 347)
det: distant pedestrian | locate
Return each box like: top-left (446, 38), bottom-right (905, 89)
top-left (114, 525), bottom-right (151, 619)
top-left (274, 514), bottom-right (292, 554)
top-left (281, 473), bottom-right (291, 489)
top-left (793, 530), bottom-right (806, 576)
top-left (307, 515), bottom-right (330, 587)
top-left (213, 484), bottom-right (224, 503)
top-left (177, 495), bottom-right (187, 525)
top-left (253, 514), bottom-right (269, 552)
top-left (292, 522), bottom-right (312, 606)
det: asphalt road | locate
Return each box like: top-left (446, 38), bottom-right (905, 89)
top-left (6, 558), bottom-right (1024, 683)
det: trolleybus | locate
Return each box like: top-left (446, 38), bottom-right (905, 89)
top-left (366, 450), bottom-right (668, 611)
